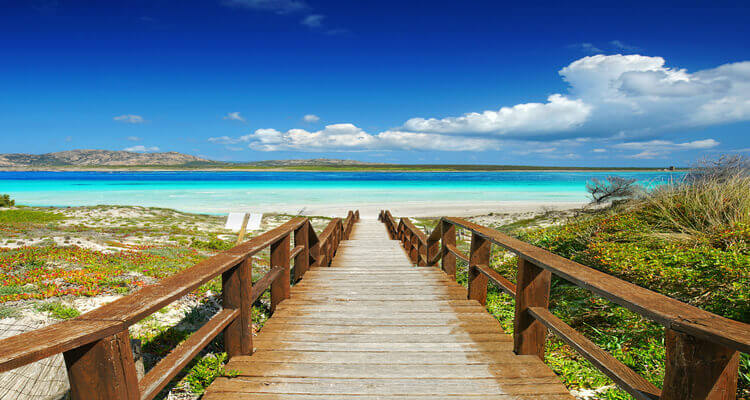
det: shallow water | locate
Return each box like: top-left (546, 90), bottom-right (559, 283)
top-left (0, 171), bottom-right (683, 214)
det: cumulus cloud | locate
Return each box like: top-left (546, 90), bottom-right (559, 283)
top-left (221, 0), bottom-right (308, 14)
top-left (301, 14), bottom-right (324, 28)
top-left (127, 136), bottom-right (142, 142)
top-left (614, 139), bottom-right (720, 159)
top-left (208, 134), bottom-right (254, 145)
top-left (207, 54), bottom-right (750, 153)
top-left (124, 145), bottom-right (160, 152)
top-left (114, 114), bottom-right (145, 124)
top-left (303, 114), bottom-right (320, 123)
top-left (403, 94), bottom-right (592, 137)
top-left (223, 112), bottom-right (246, 122)
top-left (235, 124), bottom-right (500, 152)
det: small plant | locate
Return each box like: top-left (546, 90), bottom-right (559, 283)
top-left (585, 176), bottom-right (640, 204)
top-left (184, 352), bottom-right (235, 394)
top-left (36, 302), bottom-right (80, 320)
top-left (190, 235), bottom-right (233, 251)
top-left (0, 209), bottom-right (64, 224)
top-left (0, 194), bottom-right (14, 208)
top-left (0, 305), bottom-right (21, 319)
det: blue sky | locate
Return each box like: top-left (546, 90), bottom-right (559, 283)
top-left (1, 0), bottom-right (749, 166)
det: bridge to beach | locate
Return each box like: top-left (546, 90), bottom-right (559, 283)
top-left (0, 210), bottom-right (748, 399)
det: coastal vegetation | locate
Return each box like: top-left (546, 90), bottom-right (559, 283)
top-left (435, 155), bottom-right (750, 399)
top-left (0, 194), bottom-right (13, 207)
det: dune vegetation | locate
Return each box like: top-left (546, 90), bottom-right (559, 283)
top-left (434, 155), bottom-right (750, 399)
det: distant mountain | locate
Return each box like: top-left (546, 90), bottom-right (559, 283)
top-left (0, 149), bottom-right (210, 167)
top-left (246, 158), bottom-right (385, 167)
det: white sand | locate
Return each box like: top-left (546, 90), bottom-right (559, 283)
top-left (283, 200), bottom-right (587, 219)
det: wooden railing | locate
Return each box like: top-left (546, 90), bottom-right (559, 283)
top-left (0, 211), bottom-right (359, 400)
top-left (379, 210), bottom-right (750, 400)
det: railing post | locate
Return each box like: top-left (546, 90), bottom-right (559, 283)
top-left (417, 239), bottom-right (427, 266)
top-left (441, 221), bottom-right (456, 280)
top-left (467, 232), bottom-right (490, 305)
top-left (222, 257), bottom-right (252, 357)
top-left (513, 257), bottom-right (551, 359)
top-left (294, 223), bottom-right (310, 281)
top-left (63, 330), bottom-right (139, 400)
top-left (410, 232), bottom-right (418, 264)
top-left (270, 233), bottom-right (291, 314)
top-left (426, 236), bottom-right (439, 268)
top-left (661, 329), bottom-right (740, 400)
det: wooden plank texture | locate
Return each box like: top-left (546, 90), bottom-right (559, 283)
top-left (204, 220), bottom-right (573, 399)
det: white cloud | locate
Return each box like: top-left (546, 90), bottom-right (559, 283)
top-left (114, 114), bottom-right (145, 124)
top-left (208, 134), bottom-right (254, 144)
top-left (301, 14), bottom-right (324, 28)
top-left (614, 139), bottom-right (720, 151)
top-left (124, 145), bottom-right (160, 152)
top-left (303, 114), bottom-right (320, 123)
top-left (577, 43), bottom-right (603, 54)
top-left (403, 94), bottom-right (592, 136)
top-left (221, 0), bottom-right (308, 14)
top-left (205, 54), bottom-right (750, 153)
top-left (241, 124), bottom-right (500, 152)
top-left (615, 139), bottom-right (720, 159)
top-left (592, 148), bottom-right (607, 153)
top-left (127, 136), bottom-right (142, 142)
top-left (223, 112), bottom-right (246, 122)
top-left (609, 40), bottom-right (640, 52)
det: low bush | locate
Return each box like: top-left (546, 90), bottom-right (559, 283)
top-left (0, 194), bottom-right (14, 208)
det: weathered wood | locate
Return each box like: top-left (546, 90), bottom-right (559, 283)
top-left (139, 308), bottom-right (239, 400)
top-left (446, 243), bottom-right (469, 263)
top-left (441, 220), bottom-right (456, 279)
top-left (662, 329), bottom-right (740, 400)
top-left (467, 232), bottom-right (491, 306)
top-left (293, 221), bottom-right (309, 281)
top-left (514, 258), bottom-right (551, 359)
top-left (222, 258), bottom-right (252, 358)
top-left (251, 266), bottom-right (283, 303)
top-left (63, 330), bottom-right (139, 400)
top-left (529, 307), bottom-right (661, 400)
top-left (234, 213), bottom-right (251, 245)
top-left (475, 264), bottom-right (517, 296)
top-left (203, 220), bottom-right (574, 400)
top-left (270, 233), bottom-right (291, 314)
top-left (444, 216), bottom-right (750, 353)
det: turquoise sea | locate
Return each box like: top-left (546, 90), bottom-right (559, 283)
top-left (0, 171), bottom-right (682, 214)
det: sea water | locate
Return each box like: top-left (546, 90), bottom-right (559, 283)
top-left (0, 171), bottom-right (682, 214)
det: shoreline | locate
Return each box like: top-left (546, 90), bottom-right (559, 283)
top-left (0, 167), bottom-right (676, 173)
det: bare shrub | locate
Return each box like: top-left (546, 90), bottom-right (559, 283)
top-left (0, 194), bottom-right (14, 208)
top-left (687, 154), bottom-right (749, 183)
top-left (640, 155), bottom-right (750, 235)
top-left (585, 176), bottom-right (640, 204)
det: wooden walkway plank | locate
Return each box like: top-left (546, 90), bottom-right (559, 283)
top-left (204, 220), bottom-right (573, 399)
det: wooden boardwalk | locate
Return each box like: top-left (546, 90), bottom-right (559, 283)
top-left (204, 220), bottom-right (574, 399)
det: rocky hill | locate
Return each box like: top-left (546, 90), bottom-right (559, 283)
top-left (247, 158), bottom-right (384, 167)
top-left (0, 150), bottom-right (210, 167)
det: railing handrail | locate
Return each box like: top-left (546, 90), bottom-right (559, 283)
top-left (441, 216), bottom-right (750, 353)
top-left (381, 210), bottom-right (748, 400)
top-left (0, 211), bottom-right (359, 400)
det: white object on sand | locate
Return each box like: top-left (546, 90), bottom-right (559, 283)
top-left (225, 212), bottom-right (263, 232)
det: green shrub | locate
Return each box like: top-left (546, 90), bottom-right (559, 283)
top-left (639, 173), bottom-right (750, 236)
top-left (190, 235), bottom-right (233, 251)
top-left (0, 194), bottom-right (14, 207)
top-left (183, 353), bottom-right (238, 394)
top-left (36, 302), bottom-right (80, 320)
top-left (0, 209), bottom-right (65, 224)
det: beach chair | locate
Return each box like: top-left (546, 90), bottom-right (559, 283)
top-left (225, 212), bottom-right (263, 244)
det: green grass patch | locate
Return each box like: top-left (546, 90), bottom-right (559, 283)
top-left (0, 304), bottom-right (21, 318)
top-left (0, 209), bottom-right (65, 225)
top-left (36, 301), bottom-right (80, 319)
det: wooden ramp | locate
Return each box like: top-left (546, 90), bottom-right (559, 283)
top-left (204, 220), bottom-right (574, 399)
